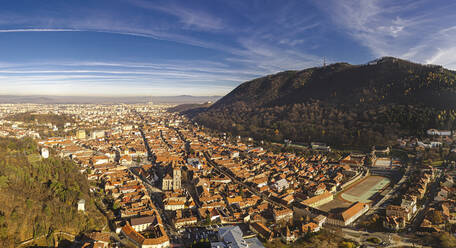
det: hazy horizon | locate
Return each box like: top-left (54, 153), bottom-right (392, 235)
top-left (0, 93), bottom-right (222, 97)
top-left (0, 94), bottom-right (221, 104)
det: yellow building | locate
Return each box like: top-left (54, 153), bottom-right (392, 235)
top-left (76, 129), bottom-right (86, 139)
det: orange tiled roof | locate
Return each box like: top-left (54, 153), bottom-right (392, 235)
top-left (301, 191), bottom-right (332, 206)
top-left (341, 202), bottom-right (367, 221)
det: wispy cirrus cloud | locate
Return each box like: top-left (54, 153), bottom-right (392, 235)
top-left (126, 0), bottom-right (225, 31)
top-left (0, 1), bottom-right (379, 96)
top-left (228, 38), bottom-right (323, 75)
top-left (0, 59), bottom-right (266, 96)
top-left (318, 0), bottom-right (456, 69)
top-left (0, 4), bottom-right (235, 52)
top-left (0, 1), bottom-right (327, 82)
top-left (0, 28), bottom-right (81, 33)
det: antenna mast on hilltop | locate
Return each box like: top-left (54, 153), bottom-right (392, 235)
top-left (323, 57), bottom-right (326, 67)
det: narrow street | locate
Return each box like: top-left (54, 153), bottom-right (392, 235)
top-left (410, 169), bottom-right (443, 231)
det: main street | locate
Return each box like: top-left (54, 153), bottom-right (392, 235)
top-left (133, 114), bottom-right (182, 241)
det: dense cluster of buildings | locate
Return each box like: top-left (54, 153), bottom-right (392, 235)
top-left (0, 104), bottom-right (384, 246)
top-left (2, 104), bottom-right (455, 247)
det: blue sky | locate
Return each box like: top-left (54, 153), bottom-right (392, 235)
top-left (0, 0), bottom-right (455, 96)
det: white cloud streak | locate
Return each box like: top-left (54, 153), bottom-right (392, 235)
top-left (0, 59), bottom-right (265, 95)
top-left (0, 28), bottom-right (81, 33)
top-left (127, 0), bottom-right (225, 31)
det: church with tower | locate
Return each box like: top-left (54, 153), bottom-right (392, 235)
top-left (161, 162), bottom-right (182, 191)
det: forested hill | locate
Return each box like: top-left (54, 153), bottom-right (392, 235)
top-left (5, 112), bottom-right (73, 129)
top-left (167, 102), bottom-right (213, 113)
top-left (211, 57), bottom-right (456, 108)
top-left (0, 138), bottom-right (106, 247)
top-left (191, 57), bottom-right (456, 147)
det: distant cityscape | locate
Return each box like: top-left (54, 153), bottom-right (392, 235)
top-left (1, 103), bottom-right (455, 248)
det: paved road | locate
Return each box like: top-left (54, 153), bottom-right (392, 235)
top-left (134, 116), bottom-right (182, 240)
top-left (326, 225), bottom-right (427, 247)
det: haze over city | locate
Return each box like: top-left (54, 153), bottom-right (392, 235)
top-left (1, 0), bottom-right (456, 96)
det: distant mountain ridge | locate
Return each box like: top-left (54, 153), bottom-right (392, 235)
top-left (0, 95), bottom-right (221, 104)
top-left (189, 57), bottom-right (456, 147)
top-left (168, 102), bottom-right (213, 113)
